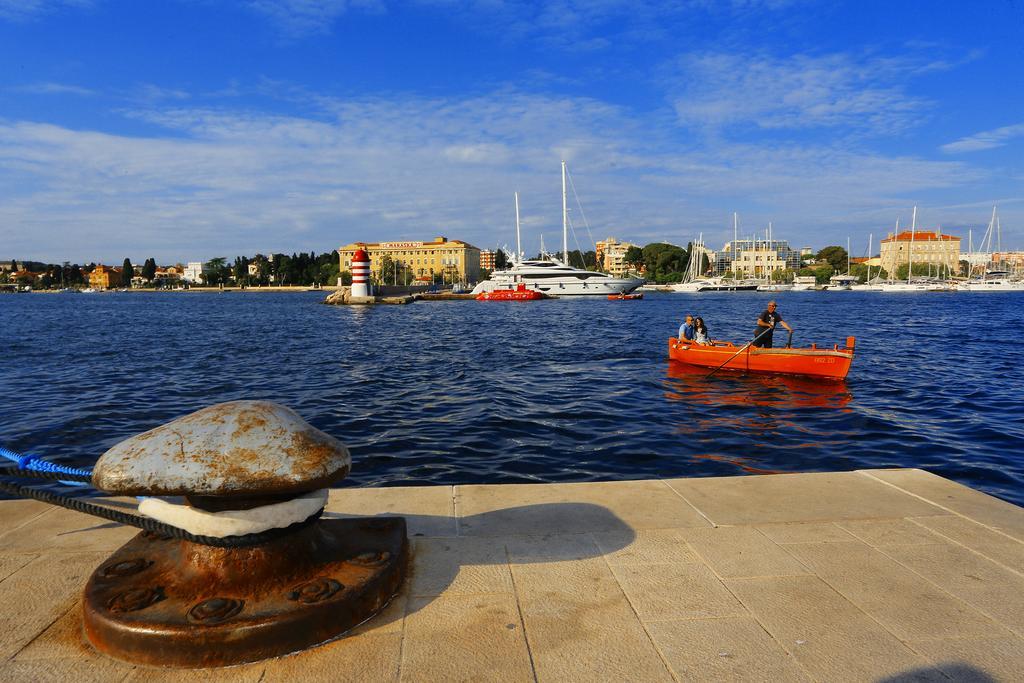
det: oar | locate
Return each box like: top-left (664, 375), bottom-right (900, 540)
top-left (705, 325), bottom-right (774, 379)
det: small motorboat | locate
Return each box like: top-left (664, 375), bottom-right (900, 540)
top-left (668, 335), bottom-right (855, 380)
top-left (476, 283), bottom-right (545, 301)
top-left (607, 293), bottom-right (643, 300)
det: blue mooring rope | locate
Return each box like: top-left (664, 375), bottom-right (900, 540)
top-left (0, 446), bottom-right (92, 485)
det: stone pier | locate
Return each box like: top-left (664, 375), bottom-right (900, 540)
top-left (1, 468), bottom-right (1022, 681)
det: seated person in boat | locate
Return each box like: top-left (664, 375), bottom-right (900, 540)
top-left (753, 301), bottom-right (793, 348)
top-left (678, 314), bottom-right (695, 343)
top-left (693, 317), bottom-right (711, 345)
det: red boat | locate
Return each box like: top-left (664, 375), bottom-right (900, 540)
top-left (668, 336), bottom-right (856, 381)
top-left (476, 284), bottom-right (545, 301)
top-left (607, 293), bottom-right (643, 300)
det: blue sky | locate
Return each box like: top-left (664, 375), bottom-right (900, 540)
top-left (1, 0), bottom-right (1023, 263)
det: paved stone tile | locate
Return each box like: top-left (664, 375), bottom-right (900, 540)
top-left (610, 562), bottom-right (747, 621)
top-left (862, 469), bottom-right (1024, 541)
top-left (646, 616), bottom-right (810, 682)
top-left (911, 515), bottom-right (1024, 573)
top-left (908, 636), bottom-right (1024, 682)
top-left (836, 518), bottom-right (942, 546)
top-left (456, 480), bottom-right (709, 536)
top-left (680, 526), bottom-right (810, 578)
top-left (726, 575), bottom-right (937, 682)
top-left (882, 542), bottom-right (1024, 636)
top-left (401, 593), bottom-right (533, 682)
top-left (325, 486), bottom-right (456, 538)
top-left (0, 552), bottom-right (38, 584)
top-left (13, 601), bottom-right (100, 661)
top-left (756, 522), bottom-right (855, 544)
top-left (591, 528), bottom-right (698, 565)
top-left (0, 657), bottom-right (134, 682)
top-left (261, 632), bottom-right (400, 683)
top-left (785, 541), bottom-right (1003, 640)
top-left (0, 551), bottom-right (107, 660)
top-left (0, 506), bottom-right (138, 553)
top-left (512, 558), bottom-right (673, 681)
top-left (125, 662), bottom-right (265, 682)
top-left (0, 499), bottom-right (52, 536)
top-left (666, 471), bottom-right (945, 525)
top-left (504, 532), bottom-right (602, 563)
top-left (409, 537), bottom-right (512, 597)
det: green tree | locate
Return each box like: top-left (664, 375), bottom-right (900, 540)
top-left (142, 258), bottom-right (157, 282)
top-left (816, 246), bottom-right (848, 272)
top-left (895, 263), bottom-right (932, 280)
top-left (641, 243), bottom-right (688, 283)
top-left (202, 257), bottom-right (228, 286)
top-left (494, 250), bottom-right (509, 270)
top-left (798, 265), bottom-right (834, 284)
top-left (623, 246), bottom-right (644, 272)
top-left (771, 268), bottom-right (795, 282)
top-left (233, 256), bottom-right (250, 287)
top-left (378, 255), bottom-right (396, 284)
top-left (121, 258), bottom-right (133, 287)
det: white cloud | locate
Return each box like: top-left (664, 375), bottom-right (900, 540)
top-left (0, 0), bottom-right (90, 21)
top-left (241, 0), bottom-right (384, 37)
top-left (941, 123), bottom-right (1024, 154)
top-left (0, 88), bottom-right (995, 263)
top-left (667, 52), bottom-right (933, 135)
top-left (11, 82), bottom-right (96, 96)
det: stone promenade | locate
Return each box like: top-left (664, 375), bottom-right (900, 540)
top-left (1, 469), bottom-right (1023, 681)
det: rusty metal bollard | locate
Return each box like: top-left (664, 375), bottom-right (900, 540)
top-left (83, 401), bottom-right (408, 668)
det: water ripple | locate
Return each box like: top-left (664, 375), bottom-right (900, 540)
top-left (1, 290), bottom-right (1022, 504)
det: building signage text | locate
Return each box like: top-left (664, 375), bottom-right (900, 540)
top-left (379, 242), bottom-right (424, 249)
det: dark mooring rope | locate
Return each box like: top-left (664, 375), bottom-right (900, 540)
top-left (0, 466), bottom-right (322, 548)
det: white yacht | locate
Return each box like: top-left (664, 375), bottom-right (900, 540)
top-left (791, 276), bottom-right (818, 291)
top-left (757, 282), bottom-right (793, 292)
top-left (957, 276), bottom-right (1024, 292)
top-left (471, 162), bottom-right (644, 297)
top-left (472, 259), bottom-right (643, 296)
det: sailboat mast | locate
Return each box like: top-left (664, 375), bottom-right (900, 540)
top-left (561, 160), bottom-right (569, 265)
top-left (908, 206), bottom-right (917, 283)
top-left (867, 234), bottom-right (873, 282)
top-left (514, 191), bottom-right (522, 262)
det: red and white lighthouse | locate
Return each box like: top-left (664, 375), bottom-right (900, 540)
top-left (350, 246), bottom-right (371, 298)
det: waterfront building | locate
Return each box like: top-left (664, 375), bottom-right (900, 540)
top-left (153, 267), bottom-right (183, 288)
top-left (715, 239), bottom-right (801, 278)
top-left (183, 262), bottom-right (209, 284)
top-left (338, 236), bottom-right (481, 283)
top-left (992, 251), bottom-right (1024, 274)
top-left (595, 237), bottom-right (641, 276)
top-left (879, 230), bottom-right (961, 276)
top-left (479, 249), bottom-right (495, 271)
top-left (88, 265), bottom-right (122, 290)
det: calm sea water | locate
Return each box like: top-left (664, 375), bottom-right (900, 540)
top-left (1, 290), bottom-right (1022, 504)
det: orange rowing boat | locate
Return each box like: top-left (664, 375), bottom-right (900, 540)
top-left (667, 336), bottom-right (856, 380)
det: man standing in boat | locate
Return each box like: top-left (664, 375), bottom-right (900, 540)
top-left (753, 301), bottom-right (793, 348)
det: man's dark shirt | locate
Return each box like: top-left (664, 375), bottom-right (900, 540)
top-left (753, 309), bottom-right (783, 348)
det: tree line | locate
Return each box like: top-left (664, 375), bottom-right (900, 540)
top-left (0, 251), bottom-right (343, 289)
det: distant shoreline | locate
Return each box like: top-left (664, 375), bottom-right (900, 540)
top-left (26, 285), bottom-right (341, 294)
